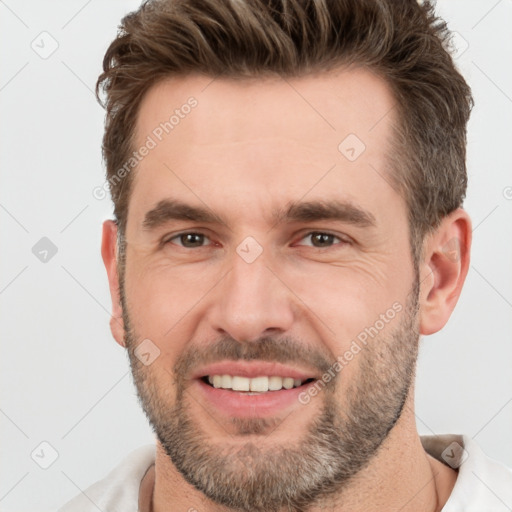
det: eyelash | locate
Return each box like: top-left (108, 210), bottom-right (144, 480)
top-left (163, 231), bottom-right (349, 249)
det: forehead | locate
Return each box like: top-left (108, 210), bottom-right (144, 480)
top-left (129, 68), bottom-right (401, 230)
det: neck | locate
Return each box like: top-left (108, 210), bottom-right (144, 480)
top-left (141, 395), bottom-right (457, 512)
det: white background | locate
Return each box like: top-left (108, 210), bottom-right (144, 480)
top-left (0, 1), bottom-right (511, 510)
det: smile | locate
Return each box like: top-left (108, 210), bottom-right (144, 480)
top-left (202, 374), bottom-right (314, 393)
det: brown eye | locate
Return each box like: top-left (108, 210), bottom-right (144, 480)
top-left (168, 232), bottom-right (209, 248)
top-left (310, 232), bottom-right (336, 247)
top-left (297, 231), bottom-right (343, 248)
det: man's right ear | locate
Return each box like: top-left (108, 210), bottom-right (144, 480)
top-left (101, 220), bottom-right (126, 348)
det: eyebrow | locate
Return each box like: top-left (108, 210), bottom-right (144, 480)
top-left (143, 199), bottom-right (224, 229)
top-left (275, 199), bottom-right (376, 228)
top-left (142, 198), bottom-right (376, 231)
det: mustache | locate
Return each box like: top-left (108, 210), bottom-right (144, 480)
top-left (173, 335), bottom-right (334, 380)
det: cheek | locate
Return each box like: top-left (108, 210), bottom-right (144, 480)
top-left (283, 260), bottom-right (406, 342)
top-left (126, 255), bottom-right (212, 318)
top-left (123, 261), bottom-right (217, 361)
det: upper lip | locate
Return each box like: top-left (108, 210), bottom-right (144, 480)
top-left (190, 361), bottom-right (321, 381)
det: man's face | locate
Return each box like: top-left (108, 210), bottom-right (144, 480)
top-left (120, 69), bottom-right (420, 510)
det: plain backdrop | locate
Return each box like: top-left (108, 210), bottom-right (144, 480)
top-left (0, 1), bottom-right (511, 511)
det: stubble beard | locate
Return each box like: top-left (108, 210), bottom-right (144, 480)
top-left (121, 277), bottom-right (420, 512)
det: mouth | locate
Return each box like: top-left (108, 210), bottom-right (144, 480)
top-left (200, 374), bottom-right (316, 394)
top-left (191, 361), bottom-right (320, 418)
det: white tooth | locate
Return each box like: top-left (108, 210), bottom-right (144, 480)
top-left (268, 376), bottom-right (283, 391)
top-left (212, 375), bottom-right (222, 388)
top-left (232, 376), bottom-right (250, 391)
top-left (250, 376), bottom-right (269, 392)
top-left (221, 375), bottom-right (232, 389)
top-left (293, 379), bottom-right (302, 388)
top-left (208, 376), bottom-right (214, 385)
top-left (283, 377), bottom-right (294, 389)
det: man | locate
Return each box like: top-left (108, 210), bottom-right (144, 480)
top-left (59, 0), bottom-right (512, 511)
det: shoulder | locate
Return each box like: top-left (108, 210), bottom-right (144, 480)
top-left (421, 434), bottom-right (512, 512)
top-left (58, 445), bottom-right (156, 512)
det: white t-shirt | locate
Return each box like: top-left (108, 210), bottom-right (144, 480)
top-left (58, 434), bottom-right (512, 511)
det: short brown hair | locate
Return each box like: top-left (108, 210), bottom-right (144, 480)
top-left (97, 0), bottom-right (473, 263)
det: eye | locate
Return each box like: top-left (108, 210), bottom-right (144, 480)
top-left (166, 232), bottom-right (211, 248)
top-left (295, 231), bottom-right (347, 248)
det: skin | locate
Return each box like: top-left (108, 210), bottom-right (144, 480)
top-left (102, 68), bottom-right (471, 511)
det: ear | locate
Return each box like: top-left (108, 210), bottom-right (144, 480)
top-left (418, 208), bottom-right (472, 336)
top-left (101, 219), bottom-right (126, 348)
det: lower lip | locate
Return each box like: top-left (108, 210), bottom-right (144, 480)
top-left (194, 378), bottom-right (316, 418)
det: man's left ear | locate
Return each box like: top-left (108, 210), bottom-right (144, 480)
top-left (419, 208), bottom-right (472, 336)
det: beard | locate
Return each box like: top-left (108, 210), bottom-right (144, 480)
top-left (121, 277), bottom-right (420, 512)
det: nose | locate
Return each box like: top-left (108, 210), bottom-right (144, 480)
top-left (207, 249), bottom-right (295, 343)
